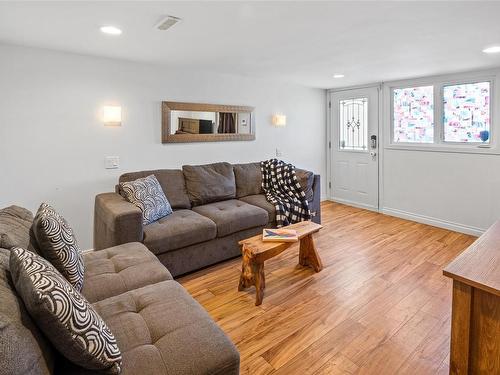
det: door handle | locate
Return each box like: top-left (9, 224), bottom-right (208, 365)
top-left (370, 151), bottom-right (377, 160)
top-left (370, 135), bottom-right (377, 149)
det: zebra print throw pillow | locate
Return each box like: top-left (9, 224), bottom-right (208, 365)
top-left (9, 247), bottom-right (122, 374)
top-left (120, 174), bottom-right (173, 225)
top-left (32, 203), bottom-right (85, 291)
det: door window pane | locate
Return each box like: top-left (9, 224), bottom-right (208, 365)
top-left (339, 98), bottom-right (368, 151)
top-left (393, 86), bottom-right (434, 143)
top-left (443, 82), bottom-right (490, 143)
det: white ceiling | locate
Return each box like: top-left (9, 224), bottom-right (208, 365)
top-left (1, 1), bottom-right (500, 88)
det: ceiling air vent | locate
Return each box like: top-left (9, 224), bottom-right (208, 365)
top-left (155, 15), bottom-right (182, 31)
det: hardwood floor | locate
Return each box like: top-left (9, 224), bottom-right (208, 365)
top-left (178, 201), bottom-right (476, 374)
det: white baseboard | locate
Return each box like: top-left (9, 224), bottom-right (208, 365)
top-left (381, 207), bottom-right (485, 237)
top-left (329, 197), bottom-right (379, 213)
top-left (326, 198), bottom-right (484, 236)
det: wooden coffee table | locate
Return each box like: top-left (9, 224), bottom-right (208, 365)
top-left (238, 221), bottom-right (323, 305)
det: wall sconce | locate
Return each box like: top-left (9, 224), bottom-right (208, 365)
top-left (272, 114), bottom-right (286, 127)
top-left (103, 106), bottom-right (122, 126)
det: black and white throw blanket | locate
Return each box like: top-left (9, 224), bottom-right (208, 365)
top-left (261, 159), bottom-right (311, 227)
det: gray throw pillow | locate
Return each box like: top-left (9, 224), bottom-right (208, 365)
top-left (233, 162), bottom-right (263, 198)
top-left (9, 247), bottom-right (122, 374)
top-left (120, 175), bottom-right (173, 225)
top-left (295, 168), bottom-right (315, 202)
top-left (182, 162), bottom-right (236, 206)
top-left (0, 205), bottom-right (34, 250)
top-left (32, 203), bottom-right (85, 291)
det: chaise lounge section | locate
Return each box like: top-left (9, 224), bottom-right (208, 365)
top-left (94, 162), bottom-right (321, 277)
top-left (0, 205), bottom-right (240, 375)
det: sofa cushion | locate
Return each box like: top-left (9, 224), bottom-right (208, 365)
top-left (0, 248), bottom-right (54, 375)
top-left (193, 199), bottom-right (268, 237)
top-left (182, 162), bottom-right (236, 206)
top-left (119, 169), bottom-right (191, 210)
top-left (86, 281), bottom-right (240, 375)
top-left (0, 205), bottom-right (33, 249)
top-left (9, 247), bottom-right (122, 374)
top-left (296, 168), bottom-right (315, 202)
top-left (233, 162), bottom-right (263, 198)
top-left (239, 194), bottom-right (276, 223)
top-left (143, 210), bottom-right (217, 255)
top-left (82, 242), bottom-right (173, 303)
top-left (32, 203), bottom-right (85, 291)
top-left (120, 175), bottom-right (173, 226)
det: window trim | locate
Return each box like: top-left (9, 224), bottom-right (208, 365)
top-left (385, 72), bottom-right (497, 154)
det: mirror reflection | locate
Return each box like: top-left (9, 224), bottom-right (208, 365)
top-left (170, 110), bottom-right (252, 135)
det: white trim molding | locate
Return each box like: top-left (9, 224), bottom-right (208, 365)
top-left (329, 197), bottom-right (379, 213)
top-left (327, 199), bottom-right (484, 236)
top-left (381, 207), bottom-right (484, 237)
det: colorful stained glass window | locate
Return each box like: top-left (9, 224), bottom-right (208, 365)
top-left (393, 86), bottom-right (434, 143)
top-left (443, 82), bottom-right (490, 143)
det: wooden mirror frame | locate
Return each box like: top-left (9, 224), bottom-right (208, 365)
top-left (162, 101), bottom-right (256, 143)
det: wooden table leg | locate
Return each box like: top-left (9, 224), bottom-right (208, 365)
top-left (449, 280), bottom-right (472, 375)
top-left (238, 245), bottom-right (266, 305)
top-left (299, 234), bottom-right (323, 272)
top-left (238, 245), bottom-right (254, 291)
top-left (253, 261), bottom-right (265, 306)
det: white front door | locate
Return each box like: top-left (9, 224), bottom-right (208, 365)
top-left (330, 86), bottom-right (379, 210)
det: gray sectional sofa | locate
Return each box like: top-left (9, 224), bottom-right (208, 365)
top-left (94, 162), bottom-right (321, 277)
top-left (0, 205), bottom-right (240, 375)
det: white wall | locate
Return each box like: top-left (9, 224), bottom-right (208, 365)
top-left (380, 70), bottom-right (500, 236)
top-left (0, 44), bottom-right (326, 249)
top-left (382, 150), bottom-right (500, 235)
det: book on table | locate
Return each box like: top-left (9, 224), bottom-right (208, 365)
top-left (262, 228), bottom-right (298, 242)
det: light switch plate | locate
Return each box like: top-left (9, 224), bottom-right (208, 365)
top-left (105, 156), bottom-right (120, 169)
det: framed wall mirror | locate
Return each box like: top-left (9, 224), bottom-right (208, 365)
top-left (162, 101), bottom-right (256, 143)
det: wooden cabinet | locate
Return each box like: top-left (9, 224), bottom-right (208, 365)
top-left (444, 221), bottom-right (500, 375)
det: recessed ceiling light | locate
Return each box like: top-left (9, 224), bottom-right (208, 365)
top-left (483, 46), bottom-right (500, 54)
top-left (333, 74), bottom-right (345, 78)
top-left (100, 26), bottom-right (122, 35)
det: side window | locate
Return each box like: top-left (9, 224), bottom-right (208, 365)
top-left (443, 82), bottom-right (491, 143)
top-left (393, 86), bottom-right (434, 143)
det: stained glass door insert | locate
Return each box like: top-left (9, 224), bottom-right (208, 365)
top-left (339, 98), bottom-right (368, 151)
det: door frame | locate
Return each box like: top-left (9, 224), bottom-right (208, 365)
top-left (326, 83), bottom-right (383, 211)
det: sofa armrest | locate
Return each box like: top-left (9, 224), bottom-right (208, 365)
top-left (310, 175), bottom-right (321, 224)
top-left (93, 193), bottom-right (143, 250)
